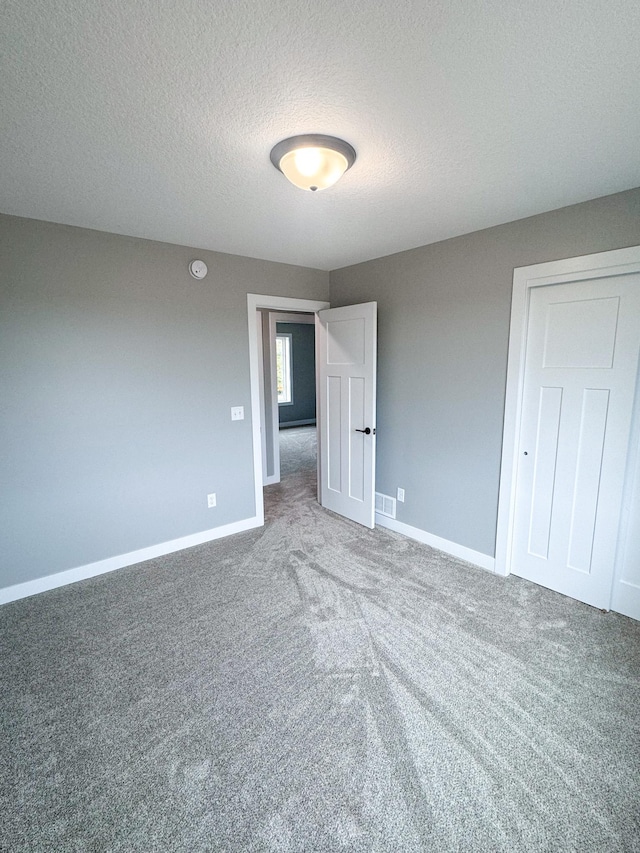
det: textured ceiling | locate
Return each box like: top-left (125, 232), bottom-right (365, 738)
top-left (2, 0), bottom-right (639, 270)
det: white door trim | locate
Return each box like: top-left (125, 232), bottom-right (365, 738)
top-left (247, 294), bottom-right (330, 526)
top-left (495, 245), bottom-right (640, 582)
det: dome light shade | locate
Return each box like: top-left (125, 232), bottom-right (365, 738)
top-left (270, 135), bottom-right (356, 191)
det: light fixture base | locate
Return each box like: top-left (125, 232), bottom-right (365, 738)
top-left (270, 134), bottom-right (356, 191)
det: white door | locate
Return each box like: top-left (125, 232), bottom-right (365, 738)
top-left (316, 302), bottom-right (377, 528)
top-left (511, 275), bottom-right (640, 609)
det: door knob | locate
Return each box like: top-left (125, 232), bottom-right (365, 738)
top-left (355, 427), bottom-right (372, 435)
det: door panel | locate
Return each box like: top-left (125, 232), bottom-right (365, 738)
top-left (349, 377), bottom-right (366, 501)
top-left (317, 303), bottom-right (377, 528)
top-left (327, 375), bottom-right (342, 492)
top-left (567, 388), bottom-right (609, 573)
top-left (528, 386), bottom-right (562, 559)
top-left (542, 296), bottom-right (619, 368)
top-left (511, 275), bottom-right (640, 609)
top-left (328, 318), bottom-right (366, 364)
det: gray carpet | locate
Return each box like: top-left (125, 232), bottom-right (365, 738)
top-left (1, 426), bottom-right (639, 852)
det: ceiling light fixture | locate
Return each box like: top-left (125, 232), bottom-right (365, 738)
top-left (270, 134), bottom-right (356, 192)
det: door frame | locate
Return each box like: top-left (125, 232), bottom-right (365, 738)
top-left (495, 245), bottom-right (640, 588)
top-left (247, 294), bottom-right (330, 526)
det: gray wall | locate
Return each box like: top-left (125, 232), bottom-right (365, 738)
top-left (0, 214), bottom-right (328, 589)
top-left (2, 188), bottom-right (638, 590)
top-left (276, 322), bottom-right (316, 425)
top-left (329, 188), bottom-right (640, 557)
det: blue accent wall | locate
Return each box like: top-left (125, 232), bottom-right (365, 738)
top-left (276, 322), bottom-right (316, 426)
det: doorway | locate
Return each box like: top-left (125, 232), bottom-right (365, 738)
top-left (496, 246), bottom-right (640, 619)
top-left (259, 310), bottom-right (317, 485)
top-left (247, 295), bottom-right (329, 527)
top-left (275, 313), bottom-right (317, 483)
top-left (248, 294), bottom-right (378, 530)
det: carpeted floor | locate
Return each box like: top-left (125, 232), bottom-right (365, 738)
top-left (1, 426), bottom-right (639, 851)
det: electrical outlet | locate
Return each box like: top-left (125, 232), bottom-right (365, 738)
top-left (207, 493), bottom-right (217, 508)
top-left (397, 487), bottom-right (405, 502)
top-left (231, 406), bottom-right (244, 421)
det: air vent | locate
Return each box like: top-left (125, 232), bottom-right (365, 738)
top-left (375, 492), bottom-right (396, 519)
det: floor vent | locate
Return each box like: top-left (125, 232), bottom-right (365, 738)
top-left (375, 492), bottom-right (397, 519)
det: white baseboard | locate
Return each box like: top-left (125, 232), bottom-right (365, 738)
top-left (375, 514), bottom-right (495, 573)
top-left (0, 516), bottom-right (262, 606)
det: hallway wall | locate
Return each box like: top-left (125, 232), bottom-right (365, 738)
top-left (277, 322), bottom-right (316, 426)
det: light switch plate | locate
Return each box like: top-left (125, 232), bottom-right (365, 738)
top-left (231, 406), bottom-right (244, 421)
top-left (207, 493), bottom-right (216, 508)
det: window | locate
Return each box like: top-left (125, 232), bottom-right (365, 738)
top-left (276, 333), bottom-right (293, 405)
